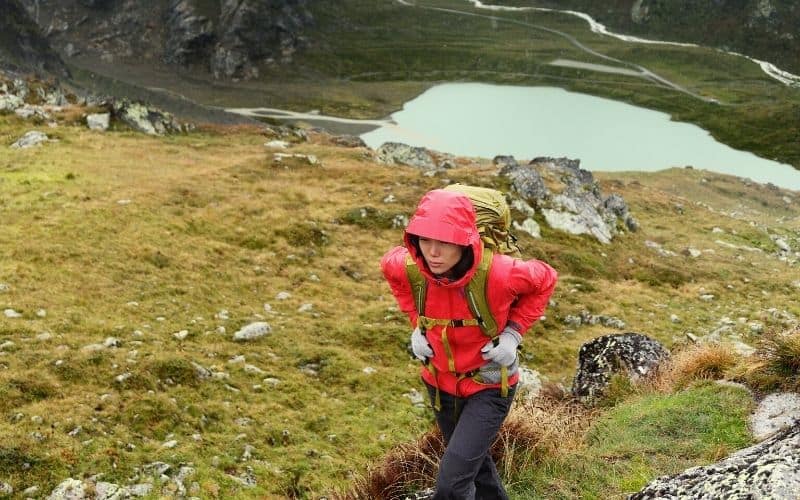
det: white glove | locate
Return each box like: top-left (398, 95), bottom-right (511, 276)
top-left (410, 327), bottom-right (433, 362)
top-left (481, 327), bottom-right (522, 366)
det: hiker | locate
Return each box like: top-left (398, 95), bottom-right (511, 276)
top-left (381, 188), bottom-right (557, 499)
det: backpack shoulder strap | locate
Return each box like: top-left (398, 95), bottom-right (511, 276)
top-left (466, 249), bottom-right (498, 338)
top-left (404, 253), bottom-right (427, 318)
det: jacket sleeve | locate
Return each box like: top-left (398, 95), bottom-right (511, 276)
top-left (380, 246), bottom-right (419, 327)
top-left (505, 258), bottom-right (558, 334)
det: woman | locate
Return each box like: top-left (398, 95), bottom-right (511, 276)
top-left (381, 188), bottom-right (558, 499)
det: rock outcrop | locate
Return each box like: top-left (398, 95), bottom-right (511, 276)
top-left (629, 425), bottom-right (800, 499)
top-left (14, 0), bottom-right (314, 81)
top-left (501, 156), bottom-right (639, 244)
top-left (0, 0), bottom-right (70, 77)
top-left (571, 333), bottom-right (669, 404)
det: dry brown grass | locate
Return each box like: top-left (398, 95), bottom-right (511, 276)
top-left (338, 429), bottom-right (443, 500)
top-left (493, 395), bottom-right (595, 481)
top-left (650, 343), bottom-right (740, 392)
top-left (742, 326), bottom-right (800, 392)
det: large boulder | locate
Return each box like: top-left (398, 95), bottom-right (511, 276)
top-left (376, 142), bottom-right (436, 171)
top-left (111, 99), bottom-right (185, 135)
top-left (500, 156), bottom-right (638, 244)
top-left (571, 333), bottom-right (669, 404)
top-left (629, 425), bottom-right (800, 499)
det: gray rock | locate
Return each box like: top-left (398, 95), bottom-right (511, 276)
top-left (751, 392), bottom-right (800, 441)
top-left (233, 322), bottom-right (271, 341)
top-left (331, 134), bottom-right (367, 148)
top-left (46, 478), bottom-right (85, 500)
top-left (604, 193), bottom-right (639, 231)
top-left (111, 100), bottom-right (184, 135)
top-left (492, 155), bottom-right (519, 170)
top-left (0, 483), bottom-right (12, 496)
top-left (0, 93), bottom-right (24, 111)
top-left (630, 425), bottom-right (800, 499)
top-left (542, 206), bottom-right (613, 244)
top-left (376, 142), bottom-right (436, 170)
top-left (500, 163), bottom-right (550, 203)
top-left (513, 218), bottom-right (541, 239)
top-left (11, 130), bottom-right (50, 149)
top-left (516, 366), bottom-right (542, 401)
top-left (571, 333), bottom-right (669, 404)
top-left (86, 113), bottom-right (110, 131)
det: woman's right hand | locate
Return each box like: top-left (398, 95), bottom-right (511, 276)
top-left (410, 327), bottom-right (433, 362)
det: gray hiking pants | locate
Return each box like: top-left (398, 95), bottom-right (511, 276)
top-left (425, 381), bottom-right (517, 500)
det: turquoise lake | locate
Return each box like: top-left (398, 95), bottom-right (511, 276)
top-left (360, 83), bottom-right (800, 191)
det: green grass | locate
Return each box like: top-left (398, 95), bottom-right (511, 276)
top-left (508, 383), bottom-right (753, 499)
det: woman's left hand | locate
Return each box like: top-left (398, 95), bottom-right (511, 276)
top-left (480, 327), bottom-right (522, 366)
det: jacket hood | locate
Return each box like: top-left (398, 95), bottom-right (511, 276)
top-left (404, 189), bottom-right (483, 287)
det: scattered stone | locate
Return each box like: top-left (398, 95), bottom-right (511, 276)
top-left (4, 309), bottom-right (22, 318)
top-left (0, 284), bottom-right (9, 292)
top-left (404, 388), bottom-right (426, 407)
top-left (86, 113), bottom-right (110, 131)
top-left (161, 440), bottom-right (178, 449)
top-left (699, 294), bottom-right (715, 301)
top-left (0, 483), bottom-right (12, 496)
top-left (264, 140), bottom-right (289, 149)
top-left (173, 330), bottom-right (189, 340)
top-left (263, 377), bottom-right (281, 387)
top-left (22, 485), bottom-right (38, 496)
top-left (297, 303), bottom-right (313, 313)
top-left (362, 366), bottom-right (377, 375)
top-left (273, 153), bottom-right (319, 166)
top-left (670, 314), bottom-right (680, 323)
top-left (233, 322), bottom-right (271, 341)
top-left (11, 130), bottom-right (51, 149)
top-left (276, 292), bottom-right (291, 300)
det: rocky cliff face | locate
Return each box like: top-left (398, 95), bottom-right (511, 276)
top-left (530, 0), bottom-right (800, 74)
top-left (0, 0), bottom-right (69, 77)
top-left (15, 0), bottom-right (313, 80)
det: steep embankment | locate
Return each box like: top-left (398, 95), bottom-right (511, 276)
top-left (1, 74), bottom-right (799, 497)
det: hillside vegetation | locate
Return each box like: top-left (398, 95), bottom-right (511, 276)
top-left (1, 97), bottom-right (799, 497)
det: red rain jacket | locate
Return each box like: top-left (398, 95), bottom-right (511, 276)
top-left (381, 189), bottom-right (558, 397)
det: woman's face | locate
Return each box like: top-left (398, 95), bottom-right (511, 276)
top-left (418, 237), bottom-right (464, 276)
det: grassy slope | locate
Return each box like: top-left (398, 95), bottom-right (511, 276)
top-left (1, 102), bottom-right (799, 496)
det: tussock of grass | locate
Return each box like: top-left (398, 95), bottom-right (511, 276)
top-left (339, 429), bottom-right (443, 499)
top-left (743, 327), bottom-right (800, 392)
top-left (653, 343), bottom-right (740, 391)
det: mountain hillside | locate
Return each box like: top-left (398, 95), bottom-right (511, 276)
top-left (1, 73), bottom-right (799, 497)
